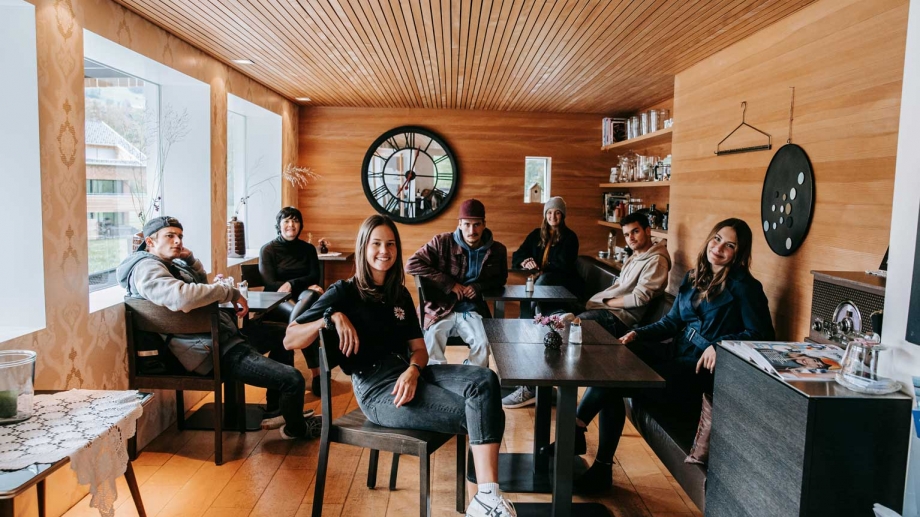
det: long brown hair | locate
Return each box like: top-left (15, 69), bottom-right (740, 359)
top-left (354, 215), bottom-right (405, 303)
top-left (539, 216), bottom-right (566, 249)
top-left (690, 218), bottom-right (753, 301)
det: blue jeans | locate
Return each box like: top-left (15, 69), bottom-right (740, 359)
top-left (352, 355), bottom-right (505, 445)
top-left (221, 343), bottom-right (307, 436)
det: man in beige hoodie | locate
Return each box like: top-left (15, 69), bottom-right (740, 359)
top-left (579, 211), bottom-right (671, 337)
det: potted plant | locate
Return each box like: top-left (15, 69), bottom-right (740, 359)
top-left (534, 313), bottom-right (566, 350)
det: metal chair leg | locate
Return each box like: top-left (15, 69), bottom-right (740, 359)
top-left (214, 385), bottom-right (223, 465)
top-left (367, 449), bottom-right (379, 488)
top-left (419, 446), bottom-right (431, 517)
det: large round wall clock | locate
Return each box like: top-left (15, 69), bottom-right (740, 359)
top-left (361, 126), bottom-right (459, 224)
top-left (760, 143), bottom-right (815, 256)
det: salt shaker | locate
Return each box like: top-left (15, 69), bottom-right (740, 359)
top-left (238, 280), bottom-right (249, 299)
top-left (525, 276), bottom-right (534, 293)
top-left (569, 320), bottom-right (583, 344)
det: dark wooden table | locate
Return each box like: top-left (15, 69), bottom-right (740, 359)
top-left (474, 320), bottom-right (618, 496)
top-left (188, 291), bottom-right (292, 432)
top-left (0, 391), bottom-right (153, 517)
top-left (481, 340), bottom-right (665, 517)
top-left (482, 285), bottom-right (578, 318)
top-left (317, 252), bottom-right (354, 289)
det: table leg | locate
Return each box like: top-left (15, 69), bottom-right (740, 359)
top-left (494, 301), bottom-right (505, 319)
top-left (533, 386), bottom-right (552, 474)
top-left (125, 462), bottom-right (147, 517)
top-left (318, 261), bottom-right (326, 290)
top-left (551, 386), bottom-right (577, 517)
top-left (0, 499), bottom-right (13, 517)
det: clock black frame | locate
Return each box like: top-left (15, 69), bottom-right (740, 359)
top-left (360, 125), bottom-right (459, 224)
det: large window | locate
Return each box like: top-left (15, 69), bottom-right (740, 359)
top-left (84, 58), bottom-right (159, 293)
top-left (0, 0), bottom-right (44, 341)
top-left (524, 157), bottom-right (552, 203)
top-left (227, 94), bottom-right (282, 262)
top-left (85, 30), bottom-right (211, 311)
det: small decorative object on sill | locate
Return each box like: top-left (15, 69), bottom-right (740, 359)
top-left (228, 217), bottom-right (246, 258)
top-left (0, 350), bottom-right (36, 425)
top-left (534, 314), bottom-right (565, 350)
top-left (318, 238), bottom-right (331, 254)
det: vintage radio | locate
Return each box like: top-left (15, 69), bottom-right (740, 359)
top-left (808, 271), bottom-right (886, 345)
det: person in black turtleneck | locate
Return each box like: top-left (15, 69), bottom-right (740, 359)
top-left (258, 206), bottom-right (325, 399)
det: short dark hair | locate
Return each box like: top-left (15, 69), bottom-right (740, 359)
top-left (619, 212), bottom-right (650, 229)
top-left (275, 206), bottom-right (303, 235)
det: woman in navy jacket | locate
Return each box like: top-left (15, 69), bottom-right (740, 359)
top-left (568, 218), bottom-right (774, 493)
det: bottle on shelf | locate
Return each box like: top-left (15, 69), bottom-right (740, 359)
top-left (607, 231), bottom-right (615, 257)
top-left (662, 204), bottom-right (670, 231)
top-left (648, 204), bottom-right (663, 229)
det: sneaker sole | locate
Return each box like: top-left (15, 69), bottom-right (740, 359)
top-left (501, 397), bottom-right (536, 409)
top-left (260, 409), bottom-right (316, 430)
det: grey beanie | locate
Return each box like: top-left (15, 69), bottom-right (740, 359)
top-left (544, 196), bottom-right (566, 218)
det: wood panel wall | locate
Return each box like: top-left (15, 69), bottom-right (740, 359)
top-left (668, 0), bottom-right (907, 341)
top-left (297, 107), bottom-right (612, 294)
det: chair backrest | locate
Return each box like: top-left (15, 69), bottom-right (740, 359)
top-left (412, 275), bottom-right (431, 327)
top-left (240, 264), bottom-right (265, 289)
top-left (124, 297), bottom-right (217, 334)
top-left (317, 329), bottom-right (336, 435)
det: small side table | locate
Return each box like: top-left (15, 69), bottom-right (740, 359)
top-left (0, 391), bottom-right (153, 517)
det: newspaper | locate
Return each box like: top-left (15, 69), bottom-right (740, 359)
top-left (721, 341), bottom-right (845, 381)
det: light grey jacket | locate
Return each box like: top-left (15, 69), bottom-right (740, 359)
top-left (585, 240), bottom-right (671, 327)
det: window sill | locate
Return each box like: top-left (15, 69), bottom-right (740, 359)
top-left (227, 249), bottom-right (259, 268)
top-left (0, 326), bottom-right (43, 344)
top-left (89, 284), bottom-right (127, 313)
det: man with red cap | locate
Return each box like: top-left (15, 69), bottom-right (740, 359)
top-left (406, 199), bottom-right (508, 367)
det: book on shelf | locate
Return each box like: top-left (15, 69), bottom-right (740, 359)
top-left (720, 341), bottom-right (845, 381)
top-left (602, 117), bottom-right (627, 147)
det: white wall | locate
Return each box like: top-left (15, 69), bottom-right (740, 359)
top-left (0, 0), bottom-right (45, 336)
top-left (227, 94), bottom-right (282, 252)
top-left (881, 1), bottom-right (920, 514)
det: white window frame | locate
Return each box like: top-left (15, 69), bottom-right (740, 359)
top-left (524, 156), bottom-right (552, 203)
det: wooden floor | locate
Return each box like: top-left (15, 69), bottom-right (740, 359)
top-left (64, 348), bottom-right (702, 517)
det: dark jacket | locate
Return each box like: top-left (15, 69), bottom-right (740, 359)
top-left (635, 268), bottom-right (775, 363)
top-left (406, 229), bottom-right (508, 328)
top-left (511, 226), bottom-right (579, 275)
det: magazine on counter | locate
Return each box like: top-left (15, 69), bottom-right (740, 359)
top-left (720, 341), bottom-right (845, 381)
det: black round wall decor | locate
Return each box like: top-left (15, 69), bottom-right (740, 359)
top-left (361, 126), bottom-right (459, 224)
top-left (760, 143), bottom-right (814, 256)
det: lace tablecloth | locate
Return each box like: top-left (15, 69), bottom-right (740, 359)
top-left (0, 390), bottom-right (143, 517)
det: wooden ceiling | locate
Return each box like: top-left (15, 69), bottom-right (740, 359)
top-left (115, 0), bottom-right (817, 114)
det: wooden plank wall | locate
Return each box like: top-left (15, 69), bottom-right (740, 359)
top-left (297, 107), bottom-right (611, 294)
top-left (668, 0), bottom-right (908, 341)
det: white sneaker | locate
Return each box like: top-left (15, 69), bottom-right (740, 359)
top-left (260, 409), bottom-right (315, 430)
top-left (501, 386), bottom-right (536, 408)
top-left (465, 494), bottom-right (517, 517)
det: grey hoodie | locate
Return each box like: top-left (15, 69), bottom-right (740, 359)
top-left (585, 240), bottom-right (671, 327)
top-left (117, 251), bottom-right (243, 371)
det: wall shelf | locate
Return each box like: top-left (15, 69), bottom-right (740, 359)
top-left (599, 181), bottom-right (670, 189)
top-left (597, 220), bottom-right (668, 239)
top-left (601, 126), bottom-right (672, 152)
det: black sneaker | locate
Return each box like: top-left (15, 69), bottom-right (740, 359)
top-left (538, 425), bottom-right (587, 457)
top-left (573, 460), bottom-right (613, 494)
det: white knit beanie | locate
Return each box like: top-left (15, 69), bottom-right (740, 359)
top-left (544, 196), bottom-right (566, 218)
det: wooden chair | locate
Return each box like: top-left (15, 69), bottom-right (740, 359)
top-left (240, 263), bottom-right (265, 289)
top-left (412, 274), bottom-right (469, 348)
top-left (124, 297), bottom-right (245, 465)
top-left (312, 330), bottom-right (466, 517)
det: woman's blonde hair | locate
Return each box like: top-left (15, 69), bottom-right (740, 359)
top-left (690, 218), bottom-right (753, 301)
top-left (353, 215), bottom-right (405, 303)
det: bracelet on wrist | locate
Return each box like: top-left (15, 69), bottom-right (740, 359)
top-left (409, 363), bottom-right (422, 373)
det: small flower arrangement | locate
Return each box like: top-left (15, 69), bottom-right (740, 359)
top-left (533, 314), bottom-right (565, 331)
top-left (318, 238), bottom-right (332, 254)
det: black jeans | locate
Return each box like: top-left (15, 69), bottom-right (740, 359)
top-left (261, 290), bottom-right (321, 369)
top-left (221, 343), bottom-right (306, 436)
top-left (352, 355), bottom-right (505, 445)
top-left (577, 309), bottom-right (630, 338)
top-left (576, 341), bottom-right (713, 463)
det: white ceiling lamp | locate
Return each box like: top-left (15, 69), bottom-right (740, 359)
top-left (232, 59), bottom-right (254, 65)
top-left (296, 97), bottom-right (311, 102)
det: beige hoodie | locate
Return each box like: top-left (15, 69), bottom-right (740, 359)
top-left (585, 240), bottom-right (671, 327)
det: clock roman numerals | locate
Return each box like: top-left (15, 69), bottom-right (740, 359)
top-left (371, 185), bottom-right (390, 200)
top-left (385, 197), bottom-right (400, 212)
top-left (404, 132), bottom-right (415, 149)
